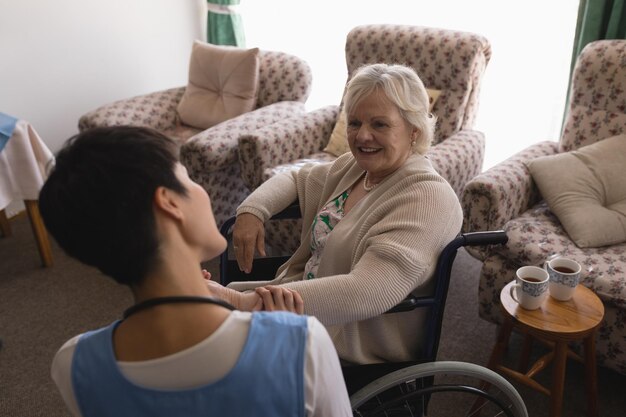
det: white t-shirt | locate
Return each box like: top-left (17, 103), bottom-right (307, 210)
top-left (51, 311), bottom-right (351, 417)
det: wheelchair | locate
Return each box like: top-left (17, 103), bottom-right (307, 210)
top-left (219, 205), bottom-right (527, 416)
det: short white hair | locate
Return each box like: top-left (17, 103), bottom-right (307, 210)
top-left (343, 63), bottom-right (437, 154)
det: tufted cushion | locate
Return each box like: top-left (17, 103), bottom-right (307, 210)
top-left (177, 41), bottom-right (260, 130)
top-left (323, 89), bottom-right (442, 157)
top-left (527, 134), bottom-right (626, 248)
top-left (323, 111), bottom-right (350, 157)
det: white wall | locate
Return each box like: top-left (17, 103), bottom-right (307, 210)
top-left (0, 0), bottom-right (205, 153)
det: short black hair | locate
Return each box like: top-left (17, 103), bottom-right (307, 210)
top-left (39, 126), bottom-right (187, 285)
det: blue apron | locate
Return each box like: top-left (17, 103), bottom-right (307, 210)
top-left (72, 311), bottom-right (307, 417)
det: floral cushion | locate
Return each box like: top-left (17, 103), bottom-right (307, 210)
top-left (162, 124), bottom-right (201, 146)
top-left (78, 87), bottom-right (185, 133)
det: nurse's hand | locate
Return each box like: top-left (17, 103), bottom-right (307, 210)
top-left (232, 213), bottom-right (266, 274)
top-left (255, 286), bottom-right (304, 315)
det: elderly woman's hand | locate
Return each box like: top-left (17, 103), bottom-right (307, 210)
top-left (255, 285), bottom-right (304, 314)
top-left (232, 213), bottom-right (266, 274)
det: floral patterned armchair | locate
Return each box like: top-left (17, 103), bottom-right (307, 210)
top-left (78, 50), bottom-right (312, 226)
top-left (238, 25), bottom-right (491, 198)
top-left (461, 40), bottom-right (626, 375)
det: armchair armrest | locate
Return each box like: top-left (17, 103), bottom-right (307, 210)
top-left (461, 140), bottom-right (558, 259)
top-left (180, 101), bottom-right (306, 173)
top-left (78, 87), bottom-right (186, 131)
top-left (427, 129), bottom-right (485, 198)
top-left (238, 105), bottom-right (339, 189)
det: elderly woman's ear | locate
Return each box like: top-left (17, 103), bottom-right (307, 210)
top-left (412, 128), bottom-right (420, 142)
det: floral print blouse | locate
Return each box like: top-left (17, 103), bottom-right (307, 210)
top-left (303, 190), bottom-right (350, 280)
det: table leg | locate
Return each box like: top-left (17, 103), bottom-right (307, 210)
top-left (550, 341), bottom-right (568, 417)
top-left (25, 200), bottom-right (53, 267)
top-left (518, 333), bottom-right (533, 372)
top-left (0, 209), bottom-right (11, 237)
top-left (584, 333), bottom-right (599, 417)
top-left (487, 318), bottom-right (514, 371)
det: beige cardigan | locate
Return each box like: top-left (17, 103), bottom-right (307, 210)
top-left (230, 153), bottom-right (462, 364)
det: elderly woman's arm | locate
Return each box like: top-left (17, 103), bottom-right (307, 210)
top-left (232, 170), bottom-right (300, 273)
top-left (233, 158), bottom-right (332, 274)
top-left (235, 171), bottom-right (300, 223)
top-left (279, 178), bottom-right (462, 326)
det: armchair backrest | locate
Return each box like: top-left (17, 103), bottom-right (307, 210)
top-left (560, 40), bottom-right (626, 153)
top-left (345, 25), bottom-right (491, 145)
top-left (255, 50), bottom-right (313, 108)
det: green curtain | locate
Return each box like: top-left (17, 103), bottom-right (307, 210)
top-left (207, 0), bottom-right (245, 46)
top-left (563, 0), bottom-right (625, 128)
top-left (570, 0), bottom-right (626, 69)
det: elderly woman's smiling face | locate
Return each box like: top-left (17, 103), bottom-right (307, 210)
top-left (346, 89), bottom-right (418, 183)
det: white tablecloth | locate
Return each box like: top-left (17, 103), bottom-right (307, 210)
top-left (0, 120), bottom-right (54, 210)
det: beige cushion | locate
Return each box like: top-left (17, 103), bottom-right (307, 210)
top-left (324, 88), bottom-right (441, 157)
top-left (177, 41), bottom-right (260, 130)
top-left (526, 134), bottom-right (626, 248)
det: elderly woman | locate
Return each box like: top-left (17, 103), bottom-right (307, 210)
top-left (217, 63), bottom-right (463, 365)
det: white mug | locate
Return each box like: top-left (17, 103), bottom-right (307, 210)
top-left (510, 266), bottom-right (549, 310)
top-left (545, 257), bottom-right (582, 301)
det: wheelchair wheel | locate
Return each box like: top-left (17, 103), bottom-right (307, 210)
top-left (351, 361), bottom-right (527, 417)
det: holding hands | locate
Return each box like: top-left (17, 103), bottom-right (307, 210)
top-left (202, 270), bottom-right (303, 315)
top-left (204, 213), bottom-right (303, 314)
top-left (255, 286), bottom-right (304, 314)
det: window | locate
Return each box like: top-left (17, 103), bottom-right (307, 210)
top-left (243, 0), bottom-right (579, 169)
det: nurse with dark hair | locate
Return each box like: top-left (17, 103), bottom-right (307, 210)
top-left (39, 126), bottom-right (351, 417)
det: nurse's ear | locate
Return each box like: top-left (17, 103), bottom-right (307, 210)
top-left (153, 186), bottom-right (184, 221)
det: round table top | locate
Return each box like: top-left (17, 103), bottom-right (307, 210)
top-left (500, 281), bottom-right (605, 339)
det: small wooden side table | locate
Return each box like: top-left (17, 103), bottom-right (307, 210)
top-left (487, 281), bottom-right (604, 417)
top-left (0, 118), bottom-right (54, 267)
top-left (1, 202), bottom-right (53, 267)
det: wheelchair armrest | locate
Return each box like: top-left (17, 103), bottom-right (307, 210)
top-left (385, 295), bottom-right (420, 313)
top-left (269, 202), bottom-right (301, 220)
top-left (462, 230), bottom-right (508, 247)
